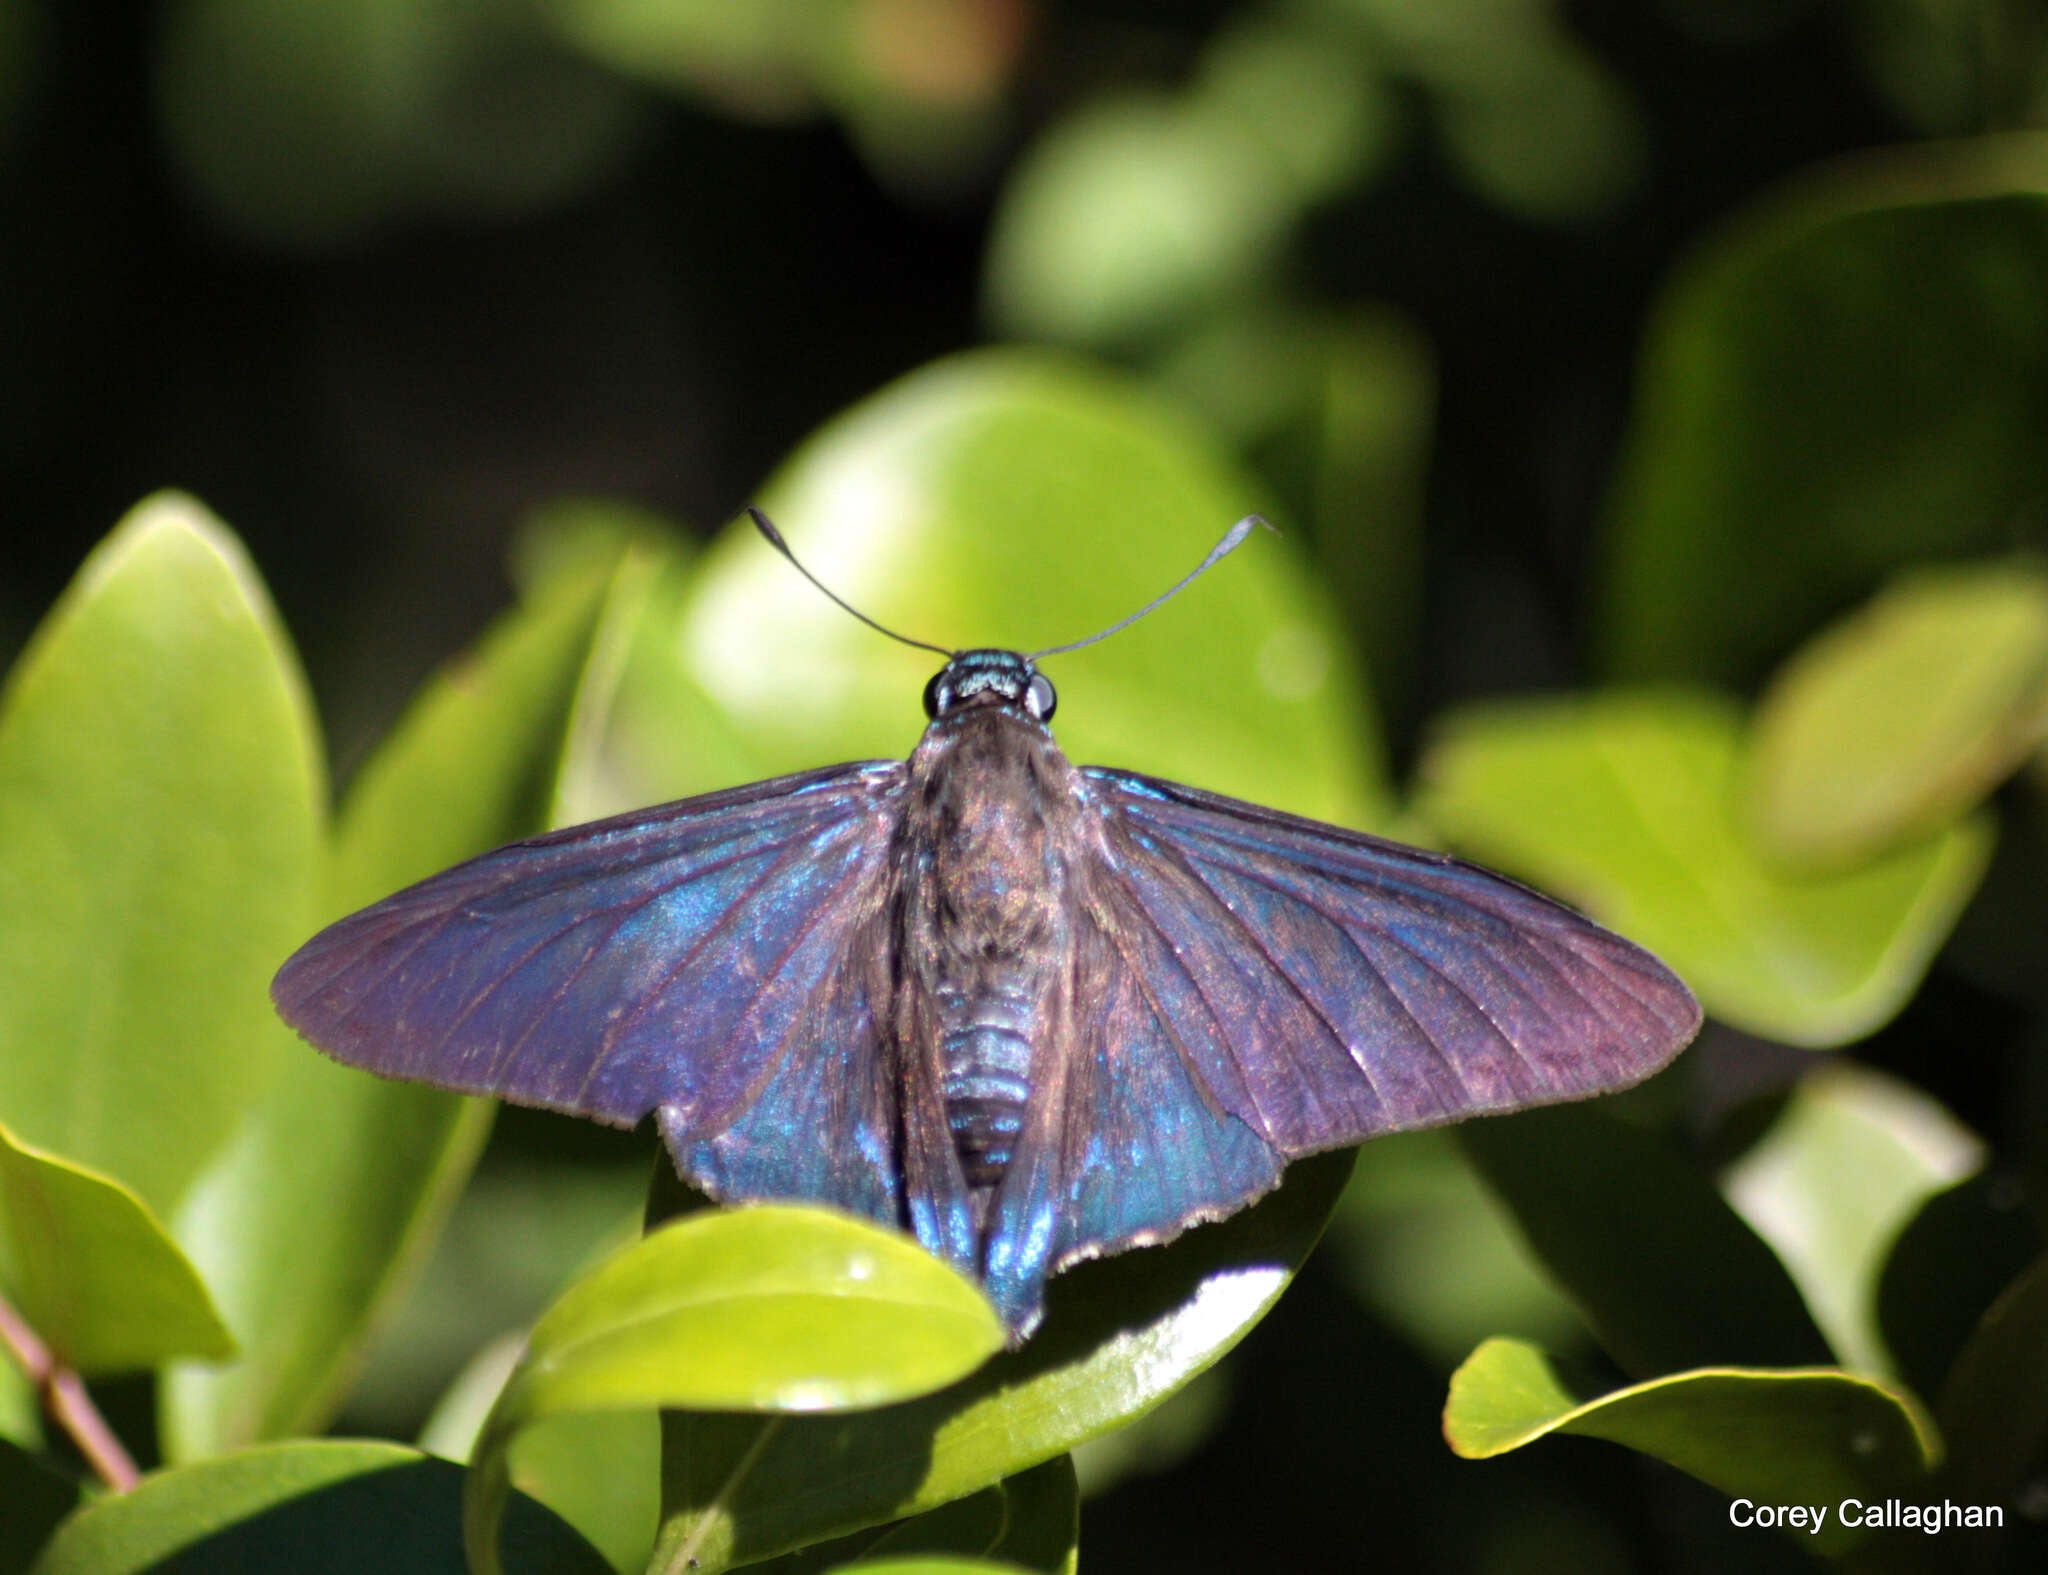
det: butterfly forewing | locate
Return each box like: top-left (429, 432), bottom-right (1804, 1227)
top-left (272, 762), bottom-right (905, 1131)
top-left (1084, 768), bottom-right (1700, 1152)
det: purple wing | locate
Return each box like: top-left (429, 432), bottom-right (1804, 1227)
top-left (1081, 768), bottom-right (1701, 1156)
top-left (272, 763), bottom-right (907, 1146)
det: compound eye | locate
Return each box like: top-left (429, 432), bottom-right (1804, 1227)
top-left (922, 670), bottom-right (947, 719)
top-left (1025, 672), bottom-right (1057, 721)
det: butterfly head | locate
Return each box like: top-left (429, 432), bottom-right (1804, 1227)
top-left (923, 649), bottom-right (1057, 723)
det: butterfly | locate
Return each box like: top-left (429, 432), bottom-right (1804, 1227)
top-left (272, 513), bottom-right (1700, 1340)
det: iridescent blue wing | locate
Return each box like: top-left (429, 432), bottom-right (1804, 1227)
top-left (272, 763), bottom-right (908, 1216)
top-left (978, 767), bottom-right (1700, 1330)
top-left (1081, 768), bottom-right (1701, 1155)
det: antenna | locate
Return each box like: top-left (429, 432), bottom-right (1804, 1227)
top-left (746, 508), bottom-right (954, 659)
top-left (1031, 515), bottom-right (1273, 659)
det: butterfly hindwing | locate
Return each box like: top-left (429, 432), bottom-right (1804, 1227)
top-left (1083, 768), bottom-right (1701, 1157)
top-left (272, 763), bottom-right (907, 1142)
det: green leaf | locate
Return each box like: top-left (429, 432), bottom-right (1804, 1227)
top-left (1458, 1105), bottom-right (1832, 1378)
top-left (1414, 687), bottom-right (1994, 1046)
top-left (984, 94), bottom-right (1297, 346)
top-left (1721, 1065), bottom-right (1985, 1374)
top-left (1879, 1172), bottom-right (2045, 1406)
top-left (507, 1410), bottom-right (659, 1575)
top-left (747, 1454), bottom-right (1078, 1575)
top-left (827, 1561), bottom-right (1038, 1575)
top-left (0, 1120), bottom-right (231, 1374)
top-left (27, 1439), bottom-right (609, 1575)
top-left (1324, 1128), bottom-right (1586, 1370)
top-left (161, 543), bottom-right (653, 1459)
top-left (0, 1436), bottom-right (81, 1574)
top-left (1153, 304), bottom-right (1434, 733)
top-left (466, 1207), bottom-right (1005, 1575)
top-left (672, 347), bottom-right (1392, 833)
top-left (650, 1149), bottom-right (1352, 1574)
top-left (1748, 557), bottom-right (2048, 867)
top-left (1600, 138), bottom-right (2048, 685)
top-left (0, 1359), bottom-right (36, 1451)
top-left (0, 493), bottom-right (323, 1218)
top-left (1444, 1338), bottom-right (1938, 1557)
top-left (1936, 1250), bottom-right (2048, 1509)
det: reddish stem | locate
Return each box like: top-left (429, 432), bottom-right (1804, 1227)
top-left (0, 1286), bottom-right (140, 1492)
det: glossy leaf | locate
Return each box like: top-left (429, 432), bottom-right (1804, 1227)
top-left (1444, 1338), bottom-right (1938, 1557)
top-left (672, 347), bottom-right (1392, 833)
top-left (1458, 1105), bottom-right (1832, 1378)
top-left (0, 493), bottom-right (322, 1217)
top-left (1748, 557), bottom-right (2048, 867)
top-left (1415, 688), bottom-right (1993, 1046)
top-left (1722, 1065), bottom-right (1984, 1373)
top-left (28, 1439), bottom-right (608, 1575)
top-left (466, 1207), bottom-right (1005, 1575)
top-left (1601, 139), bottom-right (2048, 685)
top-left (0, 1120), bottom-right (231, 1374)
top-left (650, 1150), bottom-right (1352, 1574)
top-left (162, 543), bottom-right (652, 1458)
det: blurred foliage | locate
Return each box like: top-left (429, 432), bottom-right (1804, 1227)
top-left (7, 2), bottom-right (2048, 1572)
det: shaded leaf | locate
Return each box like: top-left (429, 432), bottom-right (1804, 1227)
top-left (1444, 1338), bottom-right (1938, 1557)
top-left (1325, 1128), bottom-right (1585, 1370)
top-left (0, 1437), bottom-right (81, 1575)
top-left (1415, 688), bottom-right (1993, 1046)
top-left (1937, 1251), bottom-right (2048, 1509)
top-left (28, 1439), bottom-right (608, 1575)
top-left (1600, 140), bottom-right (2048, 685)
top-left (0, 1120), bottom-right (231, 1374)
top-left (1878, 1171), bottom-right (2044, 1409)
top-left (1459, 1104), bottom-right (1832, 1377)
top-left (749, 1455), bottom-right (1078, 1575)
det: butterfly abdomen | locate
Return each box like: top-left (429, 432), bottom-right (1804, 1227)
top-left (936, 975), bottom-right (1036, 1186)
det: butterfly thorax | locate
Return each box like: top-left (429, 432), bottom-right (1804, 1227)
top-left (896, 693), bottom-right (1084, 1209)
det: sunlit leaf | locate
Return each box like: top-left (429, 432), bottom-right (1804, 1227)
top-left (0, 493), bottom-right (321, 1217)
top-left (467, 1207), bottom-right (1004, 1575)
top-left (1444, 1338), bottom-right (1938, 1556)
top-left (1722, 1065), bottom-right (1984, 1373)
top-left (675, 347), bottom-right (1390, 831)
top-left (0, 1121), bottom-right (232, 1375)
top-left (1415, 688), bottom-right (1992, 1045)
top-left (1748, 557), bottom-right (2048, 867)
